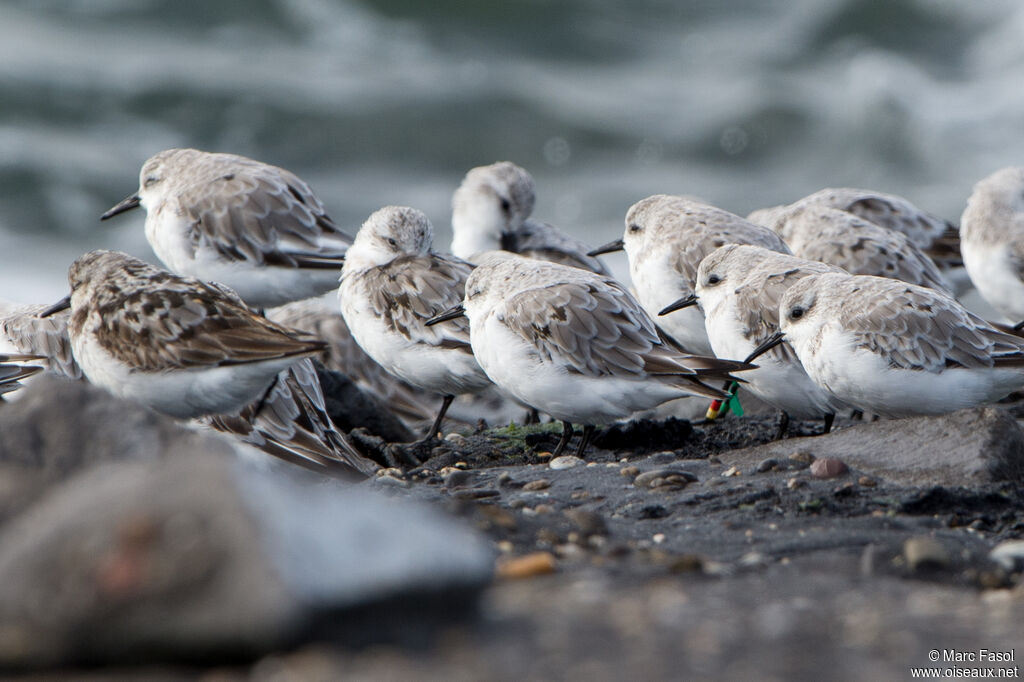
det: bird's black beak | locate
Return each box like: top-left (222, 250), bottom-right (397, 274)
top-left (744, 331), bottom-right (785, 363)
top-left (100, 193), bottom-right (141, 221)
top-left (40, 294), bottom-right (71, 318)
top-left (587, 238), bottom-right (624, 257)
top-left (425, 304), bottom-right (465, 326)
top-left (658, 294), bottom-right (698, 316)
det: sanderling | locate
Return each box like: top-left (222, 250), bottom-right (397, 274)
top-left (0, 354), bottom-right (44, 397)
top-left (267, 297), bottom-right (436, 427)
top-left (960, 167), bottom-right (1024, 325)
top-left (5, 297), bottom-right (372, 476)
top-left (202, 357), bottom-right (378, 479)
top-left (662, 244), bottom-right (848, 435)
top-left (755, 272), bottom-right (1024, 418)
top-left (44, 250), bottom-right (326, 420)
top-left (0, 303), bottom-right (81, 380)
top-left (426, 252), bottom-right (753, 457)
top-left (589, 194), bottom-right (790, 355)
top-left (748, 186), bottom-right (961, 268)
top-left (100, 148), bottom-right (351, 308)
top-left (339, 206), bottom-right (492, 443)
top-left (770, 205), bottom-right (952, 293)
top-left (451, 161), bottom-right (609, 274)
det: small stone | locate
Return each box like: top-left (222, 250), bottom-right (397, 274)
top-left (454, 461), bottom-right (469, 469)
top-left (533, 504), bottom-right (555, 514)
top-left (649, 451), bottom-right (676, 464)
top-left (563, 509), bottom-right (607, 537)
top-left (496, 540), bottom-right (514, 554)
top-left (443, 470), bottom-right (471, 489)
top-left (496, 552), bottom-right (556, 580)
top-left (667, 554), bottom-right (705, 573)
top-left (496, 472), bottom-right (512, 487)
top-left (523, 479), bottom-right (551, 492)
top-left (786, 477), bottom-right (806, 490)
top-left (721, 466), bottom-right (741, 477)
top-left (535, 451), bottom-right (553, 460)
top-left (788, 451), bottom-right (816, 465)
top-left (478, 505), bottom-right (517, 530)
top-left (549, 455), bottom-right (584, 470)
top-left (620, 466), bottom-right (640, 478)
top-left (810, 457), bottom-right (848, 479)
top-left (857, 476), bottom-right (877, 487)
top-left (989, 540), bottom-right (1024, 572)
top-left (756, 458), bottom-right (779, 473)
top-left (739, 551), bottom-right (767, 567)
top-left (570, 491), bottom-right (591, 501)
top-left (652, 533), bottom-right (666, 544)
top-left (444, 433), bottom-right (466, 445)
top-left (832, 481), bottom-right (857, 497)
top-left (377, 467), bottom-right (404, 479)
top-left (509, 499), bottom-right (526, 509)
top-left (904, 537), bottom-right (950, 571)
top-left (634, 469), bottom-right (698, 489)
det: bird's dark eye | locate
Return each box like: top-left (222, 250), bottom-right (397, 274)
top-left (499, 197), bottom-right (511, 214)
top-left (628, 223), bottom-right (642, 233)
top-left (387, 237), bottom-right (397, 247)
top-left (706, 274), bottom-right (721, 285)
top-left (790, 307), bottom-right (805, 320)
top-left (143, 175), bottom-right (159, 187)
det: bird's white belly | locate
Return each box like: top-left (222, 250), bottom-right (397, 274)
top-left (962, 241), bottom-right (1024, 323)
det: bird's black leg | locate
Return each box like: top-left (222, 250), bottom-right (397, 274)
top-left (421, 394), bottom-right (455, 444)
top-left (823, 412), bottom-right (836, 434)
top-left (552, 421), bottom-right (574, 457)
top-left (575, 424), bottom-right (596, 458)
top-left (774, 411), bottom-right (790, 440)
top-left (523, 408), bottom-right (542, 425)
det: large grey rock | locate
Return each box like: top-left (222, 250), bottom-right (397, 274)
top-left (0, 375), bottom-right (235, 476)
top-left (0, 375), bottom-right (239, 525)
top-left (0, 452), bottom-right (493, 668)
top-left (719, 407), bottom-right (1024, 486)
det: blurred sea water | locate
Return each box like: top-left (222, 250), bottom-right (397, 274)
top-left (2, 0), bottom-right (1024, 302)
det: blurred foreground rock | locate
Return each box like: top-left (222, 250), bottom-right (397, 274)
top-left (0, 376), bottom-right (493, 669)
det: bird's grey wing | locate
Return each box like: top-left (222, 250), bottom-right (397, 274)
top-left (796, 221), bottom-right (952, 294)
top-left (364, 254), bottom-right (475, 352)
top-left (203, 359), bottom-right (378, 479)
top-left (501, 279), bottom-right (743, 398)
top-left (184, 165), bottom-right (351, 268)
top-left (0, 304), bottom-right (81, 379)
top-left (96, 281), bottom-right (324, 371)
top-left (512, 220), bottom-right (611, 275)
top-left (840, 281), bottom-right (1024, 371)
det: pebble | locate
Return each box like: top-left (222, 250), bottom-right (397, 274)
top-left (443, 470), bottom-right (471, 489)
top-left (649, 451), bottom-right (676, 464)
top-left (756, 458), bottom-right (779, 473)
top-left (454, 461), bottom-right (469, 469)
top-left (633, 469), bottom-right (698, 490)
top-left (549, 455), bottom-right (584, 470)
top-left (496, 552), bottom-right (557, 580)
top-left (788, 451), bottom-right (815, 466)
top-left (786, 478), bottom-right (806, 490)
top-left (810, 457), bottom-right (848, 479)
top-left (497, 472), bottom-right (513, 487)
top-left (989, 540), bottom-right (1024, 572)
top-left (443, 432), bottom-right (466, 445)
top-left (523, 479), bottom-right (551, 491)
top-left (534, 504), bottom-right (555, 514)
top-left (903, 537), bottom-right (951, 571)
top-left (858, 476), bottom-right (877, 487)
top-left (563, 509), bottom-right (608, 538)
top-left (477, 505), bottom-right (518, 530)
top-left (619, 466), bottom-right (640, 478)
top-left (721, 466), bottom-right (741, 477)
